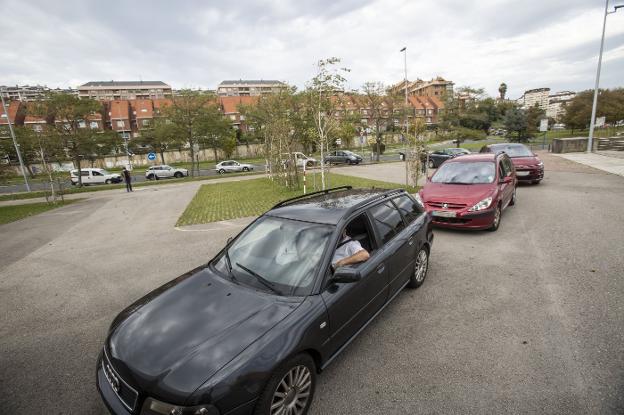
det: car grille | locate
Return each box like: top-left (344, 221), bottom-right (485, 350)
top-left (102, 349), bottom-right (139, 412)
top-left (427, 201), bottom-right (467, 210)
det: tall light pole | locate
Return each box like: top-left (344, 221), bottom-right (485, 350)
top-left (401, 46), bottom-right (409, 186)
top-left (587, 0), bottom-right (623, 153)
top-left (1, 89), bottom-right (31, 191)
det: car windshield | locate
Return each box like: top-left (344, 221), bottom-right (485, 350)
top-left (431, 161), bottom-right (496, 184)
top-left (448, 148), bottom-right (468, 155)
top-left (489, 144), bottom-right (532, 158)
top-left (213, 216), bottom-right (333, 296)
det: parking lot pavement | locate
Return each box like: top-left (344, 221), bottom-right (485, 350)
top-left (553, 152), bottom-right (624, 177)
top-left (1, 154), bottom-right (623, 414)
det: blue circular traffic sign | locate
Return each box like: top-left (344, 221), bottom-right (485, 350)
top-left (147, 152), bottom-right (156, 161)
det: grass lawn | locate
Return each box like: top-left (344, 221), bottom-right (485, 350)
top-left (0, 199), bottom-right (81, 225)
top-left (176, 173), bottom-right (418, 226)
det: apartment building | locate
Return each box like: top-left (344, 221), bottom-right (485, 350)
top-left (0, 85), bottom-right (78, 101)
top-left (217, 80), bottom-right (285, 96)
top-left (546, 91), bottom-right (576, 121)
top-left (390, 77), bottom-right (454, 98)
top-left (518, 88), bottom-right (550, 111)
top-left (107, 100), bottom-right (132, 140)
top-left (78, 81), bottom-right (172, 100)
top-left (219, 96), bottom-right (259, 131)
top-left (130, 100), bottom-right (154, 132)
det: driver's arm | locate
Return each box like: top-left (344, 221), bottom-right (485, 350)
top-left (335, 249), bottom-right (370, 268)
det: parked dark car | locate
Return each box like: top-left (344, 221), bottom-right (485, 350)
top-left (97, 186), bottom-right (434, 415)
top-left (423, 148), bottom-right (471, 168)
top-left (418, 152), bottom-right (517, 231)
top-left (324, 150), bottom-right (363, 165)
top-left (479, 143), bottom-right (543, 184)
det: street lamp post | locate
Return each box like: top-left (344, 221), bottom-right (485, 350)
top-left (587, 0), bottom-right (623, 153)
top-left (0, 89), bottom-right (31, 191)
top-left (401, 46), bottom-right (408, 187)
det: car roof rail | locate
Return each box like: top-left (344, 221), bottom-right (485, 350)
top-left (271, 186), bottom-right (353, 209)
top-left (345, 188), bottom-right (406, 216)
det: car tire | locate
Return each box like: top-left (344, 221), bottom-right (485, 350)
top-left (254, 354), bottom-right (316, 415)
top-left (428, 159), bottom-right (435, 169)
top-left (242, 167), bottom-right (249, 172)
top-left (407, 246), bottom-right (429, 289)
top-left (218, 169), bottom-right (226, 174)
top-left (105, 179), bottom-right (111, 184)
top-left (174, 172), bottom-right (183, 178)
top-left (306, 161), bottom-right (313, 167)
top-left (509, 187), bottom-right (517, 206)
top-left (489, 204), bottom-right (501, 232)
top-left (147, 174), bottom-right (154, 180)
top-left (532, 180), bottom-right (541, 185)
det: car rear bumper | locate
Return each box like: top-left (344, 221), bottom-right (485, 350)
top-left (429, 208), bottom-right (496, 230)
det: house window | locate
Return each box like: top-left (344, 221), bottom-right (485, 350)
top-left (78, 121), bottom-right (86, 128)
top-left (116, 120), bottom-right (125, 128)
top-left (90, 121), bottom-right (98, 129)
top-left (141, 108), bottom-right (148, 113)
top-left (142, 119), bottom-right (150, 127)
top-left (230, 115), bottom-right (237, 120)
top-left (33, 125), bottom-right (43, 132)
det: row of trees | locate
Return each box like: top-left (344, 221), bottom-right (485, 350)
top-left (0, 92), bottom-right (237, 186)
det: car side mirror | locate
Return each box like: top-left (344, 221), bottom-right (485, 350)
top-left (331, 267), bottom-right (361, 284)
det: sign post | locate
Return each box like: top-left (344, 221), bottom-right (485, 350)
top-left (147, 152), bottom-right (156, 180)
top-left (539, 118), bottom-right (549, 150)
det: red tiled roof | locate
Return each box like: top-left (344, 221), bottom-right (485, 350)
top-left (219, 96), bottom-right (259, 114)
top-left (129, 99), bottom-right (154, 118)
top-left (0, 101), bottom-right (22, 125)
top-left (109, 100), bottom-right (130, 120)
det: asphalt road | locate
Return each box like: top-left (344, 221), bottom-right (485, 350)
top-left (1, 154), bottom-right (623, 414)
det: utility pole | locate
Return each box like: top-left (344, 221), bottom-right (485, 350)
top-left (1, 89), bottom-right (31, 191)
top-left (588, 0), bottom-right (623, 152)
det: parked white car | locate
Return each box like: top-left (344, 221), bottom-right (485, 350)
top-left (282, 152), bottom-right (317, 168)
top-left (145, 165), bottom-right (189, 180)
top-left (70, 168), bottom-right (122, 185)
top-left (215, 160), bottom-right (254, 174)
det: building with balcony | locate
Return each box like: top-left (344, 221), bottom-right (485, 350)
top-left (390, 77), bottom-right (454, 98)
top-left (1, 85), bottom-right (78, 101)
top-left (79, 81), bottom-right (172, 101)
top-left (518, 87), bottom-right (551, 111)
top-left (217, 80), bottom-right (285, 96)
top-left (546, 91), bottom-right (576, 121)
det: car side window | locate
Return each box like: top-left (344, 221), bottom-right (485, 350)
top-left (393, 195), bottom-right (423, 224)
top-left (369, 202), bottom-right (405, 245)
top-left (503, 157), bottom-right (514, 176)
top-left (498, 160), bottom-right (506, 180)
top-left (80, 170), bottom-right (89, 176)
top-left (93, 171), bottom-right (102, 176)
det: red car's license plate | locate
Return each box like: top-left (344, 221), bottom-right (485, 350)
top-left (432, 210), bottom-right (456, 218)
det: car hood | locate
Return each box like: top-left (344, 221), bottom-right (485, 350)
top-left (421, 182), bottom-right (495, 206)
top-left (106, 267), bottom-right (303, 401)
top-left (510, 156), bottom-right (541, 167)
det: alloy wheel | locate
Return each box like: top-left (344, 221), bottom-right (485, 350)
top-left (270, 365), bottom-right (312, 415)
top-left (493, 206), bottom-right (501, 227)
top-left (414, 249), bottom-right (428, 283)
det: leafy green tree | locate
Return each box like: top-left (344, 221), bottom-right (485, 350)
top-left (504, 107), bottom-right (529, 141)
top-left (361, 82), bottom-right (389, 161)
top-left (196, 105), bottom-right (236, 162)
top-left (562, 88), bottom-right (624, 132)
top-left (139, 117), bottom-right (184, 163)
top-left (37, 93), bottom-right (104, 186)
top-left (526, 103), bottom-right (546, 136)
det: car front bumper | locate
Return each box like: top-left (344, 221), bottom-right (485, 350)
top-left (428, 208), bottom-right (497, 230)
top-left (515, 168), bottom-right (543, 182)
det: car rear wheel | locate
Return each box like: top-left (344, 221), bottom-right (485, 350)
top-left (255, 354), bottom-right (316, 415)
top-left (428, 159), bottom-right (435, 169)
top-left (174, 172), bottom-right (183, 178)
top-left (407, 247), bottom-right (429, 289)
top-left (509, 187), bottom-right (517, 206)
top-left (489, 204), bottom-right (501, 232)
top-left (306, 161), bottom-right (313, 167)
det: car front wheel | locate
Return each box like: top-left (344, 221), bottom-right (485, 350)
top-left (407, 247), bottom-right (429, 289)
top-left (489, 204), bottom-right (501, 232)
top-left (428, 159), bottom-right (435, 169)
top-left (174, 172), bottom-right (183, 178)
top-left (243, 167), bottom-right (249, 172)
top-left (255, 354), bottom-right (316, 415)
top-left (218, 169), bottom-right (226, 174)
top-left (509, 187), bottom-right (517, 206)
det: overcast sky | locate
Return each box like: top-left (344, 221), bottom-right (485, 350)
top-left (1, 0), bottom-right (623, 99)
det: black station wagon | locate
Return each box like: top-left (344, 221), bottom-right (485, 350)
top-left (97, 186), bottom-right (434, 415)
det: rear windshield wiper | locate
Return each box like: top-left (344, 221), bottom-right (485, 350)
top-left (235, 262), bottom-right (283, 295)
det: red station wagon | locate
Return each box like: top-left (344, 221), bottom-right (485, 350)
top-left (418, 152), bottom-right (517, 231)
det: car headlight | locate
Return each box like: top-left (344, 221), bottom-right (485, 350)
top-left (413, 193), bottom-right (424, 208)
top-left (142, 398), bottom-right (219, 415)
top-left (537, 161), bottom-right (544, 168)
top-left (468, 197), bottom-right (493, 212)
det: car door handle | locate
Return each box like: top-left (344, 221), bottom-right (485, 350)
top-left (376, 264), bottom-right (385, 274)
top-left (408, 237), bottom-right (414, 246)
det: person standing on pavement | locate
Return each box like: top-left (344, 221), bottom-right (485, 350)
top-left (122, 167), bottom-right (133, 192)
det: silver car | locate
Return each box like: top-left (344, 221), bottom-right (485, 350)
top-left (145, 165), bottom-right (189, 180)
top-left (215, 160), bottom-right (254, 174)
